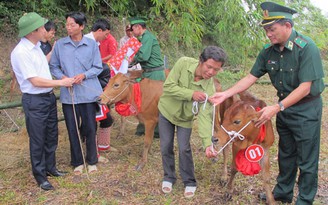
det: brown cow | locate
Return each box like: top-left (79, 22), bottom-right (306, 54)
top-left (99, 72), bottom-right (163, 170)
top-left (115, 69), bottom-right (171, 138)
top-left (213, 92), bottom-right (275, 205)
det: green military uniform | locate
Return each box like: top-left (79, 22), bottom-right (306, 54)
top-left (129, 17), bottom-right (165, 137)
top-left (129, 17), bottom-right (165, 81)
top-left (253, 2), bottom-right (325, 204)
top-left (134, 30), bottom-right (165, 81)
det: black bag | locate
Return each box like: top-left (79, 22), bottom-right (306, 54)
top-left (98, 63), bottom-right (111, 89)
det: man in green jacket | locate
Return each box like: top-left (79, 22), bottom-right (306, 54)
top-left (129, 17), bottom-right (165, 137)
top-left (159, 46), bottom-right (226, 198)
top-left (210, 2), bottom-right (324, 204)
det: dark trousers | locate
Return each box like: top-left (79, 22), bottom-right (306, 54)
top-left (159, 113), bottom-right (196, 187)
top-left (62, 103), bottom-right (98, 167)
top-left (22, 93), bottom-right (58, 185)
top-left (273, 97), bottom-right (322, 205)
top-left (99, 112), bottom-right (113, 128)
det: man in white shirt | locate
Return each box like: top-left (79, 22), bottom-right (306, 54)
top-left (10, 12), bottom-right (74, 191)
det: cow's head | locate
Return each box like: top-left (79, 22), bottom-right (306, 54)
top-left (99, 73), bottom-right (130, 105)
top-left (213, 99), bottom-right (261, 151)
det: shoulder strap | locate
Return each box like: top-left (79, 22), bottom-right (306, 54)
top-left (264, 43), bottom-right (272, 49)
top-left (294, 37), bottom-right (308, 48)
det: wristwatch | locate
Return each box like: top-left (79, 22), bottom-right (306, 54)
top-left (278, 101), bottom-right (285, 111)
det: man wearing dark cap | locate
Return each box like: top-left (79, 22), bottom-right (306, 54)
top-left (128, 17), bottom-right (165, 81)
top-left (210, 2), bottom-right (324, 204)
top-left (128, 17), bottom-right (165, 137)
top-left (11, 12), bottom-right (74, 190)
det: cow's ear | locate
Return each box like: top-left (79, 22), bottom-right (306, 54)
top-left (250, 111), bottom-right (260, 122)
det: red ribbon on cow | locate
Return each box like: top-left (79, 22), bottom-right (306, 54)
top-left (235, 149), bottom-right (262, 176)
top-left (235, 107), bottom-right (266, 176)
top-left (115, 83), bottom-right (141, 116)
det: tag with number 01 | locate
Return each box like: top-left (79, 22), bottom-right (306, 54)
top-left (245, 144), bottom-right (264, 162)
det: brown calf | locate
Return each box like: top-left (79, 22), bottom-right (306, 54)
top-left (99, 72), bottom-right (163, 170)
top-left (213, 92), bottom-right (275, 204)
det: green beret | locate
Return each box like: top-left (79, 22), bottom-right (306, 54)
top-left (260, 2), bottom-right (297, 27)
top-left (18, 12), bottom-right (48, 37)
top-left (128, 17), bottom-right (147, 26)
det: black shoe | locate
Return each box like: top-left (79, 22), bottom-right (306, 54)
top-left (135, 132), bottom-right (144, 136)
top-left (154, 134), bottom-right (160, 138)
top-left (258, 193), bottom-right (292, 203)
top-left (47, 170), bottom-right (68, 177)
top-left (39, 181), bottom-right (54, 191)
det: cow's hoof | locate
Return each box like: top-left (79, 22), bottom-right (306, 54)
top-left (224, 192), bottom-right (232, 201)
top-left (135, 163), bottom-right (145, 171)
top-left (219, 179), bottom-right (227, 187)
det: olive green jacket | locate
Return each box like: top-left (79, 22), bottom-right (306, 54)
top-left (158, 57), bottom-right (215, 148)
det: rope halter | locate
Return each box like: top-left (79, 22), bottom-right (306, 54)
top-left (215, 120), bottom-right (253, 154)
top-left (192, 93), bottom-right (209, 115)
top-left (101, 81), bottom-right (130, 104)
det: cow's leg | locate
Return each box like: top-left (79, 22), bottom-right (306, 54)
top-left (220, 146), bottom-right (229, 186)
top-left (225, 164), bottom-right (237, 201)
top-left (117, 116), bottom-right (126, 138)
top-left (261, 150), bottom-right (275, 205)
top-left (135, 120), bottom-right (156, 171)
top-left (225, 147), bottom-right (238, 201)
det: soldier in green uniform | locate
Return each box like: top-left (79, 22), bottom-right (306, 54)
top-left (209, 2), bottom-right (324, 205)
top-left (129, 17), bottom-right (166, 137)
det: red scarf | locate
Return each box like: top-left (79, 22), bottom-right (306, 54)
top-left (115, 83), bottom-right (141, 116)
top-left (235, 107), bottom-right (266, 176)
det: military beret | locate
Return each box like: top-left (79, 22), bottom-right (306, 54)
top-left (260, 2), bottom-right (297, 27)
top-left (128, 17), bottom-right (147, 26)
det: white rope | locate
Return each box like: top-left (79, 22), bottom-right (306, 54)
top-left (101, 82), bottom-right (130, 104)
top-left (68, 87), bottom-right (96, 182)
top-left (216, 120), bottom-right (252, 154)
top-left (3, 109), bottom-right (20, 131)
top-left (192, 93), bottom-right (209, 115)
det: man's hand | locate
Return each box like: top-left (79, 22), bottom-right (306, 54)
top-left (192, 91), bottom-right (207, 102)
top-left (209, 92), bottom-right (228, 105)
top-left (73, 73), bottom-right (86, 84)
top-left (254, 104), bottom-right (280, 127)
top-left (205, 144), bottom-right (218, 158)
top-left (60, 77), bottom-right (75, 87)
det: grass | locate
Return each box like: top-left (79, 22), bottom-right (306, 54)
top-left (0, 83), bottom-right (328, 204)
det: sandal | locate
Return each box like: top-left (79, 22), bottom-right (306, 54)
top-left (98, 155), bottom-right (109, 164)
top-left (184, 186), bottom-right (196, 198)
top-left (87, 165), bottom-right (98, 174)
top-left (73, 165), bottom-right (84, 175)
top-left (162, 181), bottom-right (173, 194)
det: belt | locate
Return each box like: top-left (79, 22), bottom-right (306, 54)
top-left (143, 66), bottom-right (164, 73)
top-left (25, 90), bottom-right (54, 97)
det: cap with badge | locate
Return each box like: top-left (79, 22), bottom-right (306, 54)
top-left (128, 17), bottom-right (147, 26)
top-left (18, 12), bottom-right (48, 38)
top-left (260, 2), bottom-right (297, 27)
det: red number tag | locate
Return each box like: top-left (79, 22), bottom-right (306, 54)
top-left (245, 144), bottom-right (264, 162)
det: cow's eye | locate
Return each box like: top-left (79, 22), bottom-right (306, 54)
top-left (113, 83), bottom-right (119, 88)
top-left (233, 120), bottom-right (241, 125)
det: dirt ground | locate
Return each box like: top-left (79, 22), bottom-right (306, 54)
top-left (0, 34), bottom-right (328, 204)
